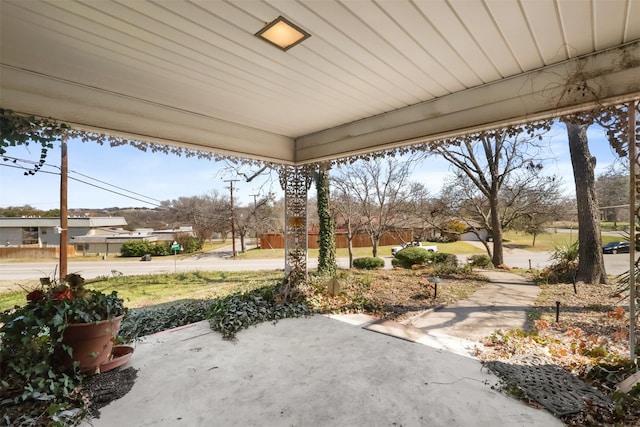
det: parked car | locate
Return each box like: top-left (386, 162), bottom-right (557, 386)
top-left (391, 241), bottom-right (438, 256)
top-left (602, 241), bottom-right (630, 254)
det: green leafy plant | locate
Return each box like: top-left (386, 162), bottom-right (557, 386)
top-left (119, 299), bottom-right (215, 342)
top-left (352, 257), bottom-right (385, 270)
top-left (550, 240), bottom-right (579, 263)
top-left (208, 285), bottom-right (310, 339)
top-left (0, 274), bottom-right (126, 424)
top-left (537, 241), bottom-right (579, 284)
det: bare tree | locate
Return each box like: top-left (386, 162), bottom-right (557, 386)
top-left (596, 165), bottom-right (629, 224)
top-left (164, 191), bottom-right (230, 245)
top-left (331, 182), bottom-right (364, 268)
top-left (235, 193), bottom-right (276, 252)
top-left (332, 155), bottom-right (422, 258)
top-left (430, 124), bottom-right (552, 266)
top-left (565, 121), bottom-right (608, 284)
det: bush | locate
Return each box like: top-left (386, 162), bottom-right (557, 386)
top-left (537, 241), bottom-right (579, 284)
top-left (120, 240), bottom-right (170, 257)
top-left (427, 236), bottom-right (455, 243)
top-left (353, 257), bottom-right (385, 270)
top-left (430, 252), bottom-right (458, 266)
top-left (393, 249), bottom-right (459, 270)
top-left (538, 261), bottom-right (578, 284)
top-left (181, 236), bottom-right (201, 253)
top-left (551, 241), bottom-right (579, 263)
top-left (467, 254), bottom-right (493, 268)
top-left (393, 247), bottom-right (432, 269)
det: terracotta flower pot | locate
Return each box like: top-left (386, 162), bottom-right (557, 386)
top-left (62, 315), bottom-right (123, 374)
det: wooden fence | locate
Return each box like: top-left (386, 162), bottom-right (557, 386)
top-left (0, 246), bottom-right (75, 259)
top-left (259, 231), bottom-right (413, 250)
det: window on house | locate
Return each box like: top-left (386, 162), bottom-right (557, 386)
top-left (22, 227), bottom-right (39, 245)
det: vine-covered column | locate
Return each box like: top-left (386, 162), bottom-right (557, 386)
top-left (278, 166), bottom-right (312, 298)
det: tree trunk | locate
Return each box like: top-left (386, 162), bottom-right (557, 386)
top-left (346, 222), bottom-right (354, 268)
top-left (566, 122), bottom-right (608, 284)
top-left (489, 193), bottom-right (504, 266)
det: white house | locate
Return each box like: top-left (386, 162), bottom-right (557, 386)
top-left (0, 217), bottom-right (128, 248)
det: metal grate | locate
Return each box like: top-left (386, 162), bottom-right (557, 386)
top-left (487, 353), bottom-right (612, 416)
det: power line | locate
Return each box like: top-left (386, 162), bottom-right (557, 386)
top-left (1, 158), bottom-right (162, 206)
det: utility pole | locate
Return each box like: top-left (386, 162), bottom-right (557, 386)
top-left (60, 137), bottom-right (68, 279)
top-left (225, 180), bottom-right (240, 257)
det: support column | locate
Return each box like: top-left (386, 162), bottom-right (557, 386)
top-left (630, 100), bottom-right (639, 361)
top-left (279, 166), bottom-right (311, 297)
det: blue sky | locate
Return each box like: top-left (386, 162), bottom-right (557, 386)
top-left (0, 123), bottom-right (624, 210)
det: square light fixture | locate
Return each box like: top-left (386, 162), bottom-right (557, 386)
top-left (255, 16), bottom-right (310, 51)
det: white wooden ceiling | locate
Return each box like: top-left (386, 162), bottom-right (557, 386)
top-left (1, 0), bottom-right (639, 164)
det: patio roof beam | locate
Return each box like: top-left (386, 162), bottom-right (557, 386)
top-left (295, 41), bottom-right (640, 164)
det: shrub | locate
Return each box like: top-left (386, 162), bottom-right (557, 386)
top-left (394, 247), bottom-right (431, 269)
top-left (120, 240), bottom-right (170, 257)
top-left (181, 236), bottom-right (200, 253)
top-left (429, 252), bottom-right (458, 266)
top-left (120, 240), bottom-right (148, 257)
top-left (538, 261), bottom-right (578, 284)
top-left (467, 254), bottom-right (493, 268)
top-left (353, 257), bottom-right (385, 270)
top-left (538, 241), bottom-right (579, 284)
top-left (427, 236), bottom-right (455, 243)
top-left (551, 241), bottom-right (579, 263)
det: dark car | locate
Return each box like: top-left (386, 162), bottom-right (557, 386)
top-left (602, 241), bottom-right (630, 254)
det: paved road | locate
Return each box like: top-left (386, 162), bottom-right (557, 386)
top-left (0, 249), bottom-right (634, 281)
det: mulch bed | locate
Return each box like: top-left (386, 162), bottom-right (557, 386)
top-left (83, 367), bottom-right (138, 418)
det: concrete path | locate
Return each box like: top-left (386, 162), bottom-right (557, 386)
top-left (84, 269), bottom-right (563, 427)
top-left (404, 270), bottom-right (539, 343)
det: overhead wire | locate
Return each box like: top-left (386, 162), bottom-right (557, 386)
top-left (1, 157), bottom-right (162, 207)
top-left (2, 159), bottom-right (246, 221)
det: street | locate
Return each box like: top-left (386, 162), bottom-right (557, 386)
top-left (0, 249), bottom-right (634, 282)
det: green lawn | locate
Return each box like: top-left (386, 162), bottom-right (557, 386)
top-left (0, 270), bottom-right (284, 312)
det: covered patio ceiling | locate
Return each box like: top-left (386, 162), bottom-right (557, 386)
top-left (1, 0), bottom-right (639, 165)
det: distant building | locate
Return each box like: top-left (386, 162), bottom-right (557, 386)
top-left (0, 217), bottom-right (128, 248)
top-left (72, 226), bottom-right (194, 256)
top-left (0, 217), bottom-right (197, 258)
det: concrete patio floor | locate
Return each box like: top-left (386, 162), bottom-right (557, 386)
top-left (85, 310), bottom-right (563, 426)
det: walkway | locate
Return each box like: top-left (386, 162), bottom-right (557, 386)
top-left (405, 270), bottom-right (539, 342)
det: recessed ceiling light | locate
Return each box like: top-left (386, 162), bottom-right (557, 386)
top-left (255, 16), bottom-right (310, 51)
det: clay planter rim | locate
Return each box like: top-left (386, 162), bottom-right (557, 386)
top-left (100, 345), bottom-right (135, 373)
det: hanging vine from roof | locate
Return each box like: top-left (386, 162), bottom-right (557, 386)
top-left (0, 109), bottom-right (69, 175)
top-left (1, 103), bottom-right (635, 176)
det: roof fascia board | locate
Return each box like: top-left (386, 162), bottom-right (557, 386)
top-left (295, 41), bottom-right (640, 164)
top-left (0, 65), bottom-right (296, 164)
